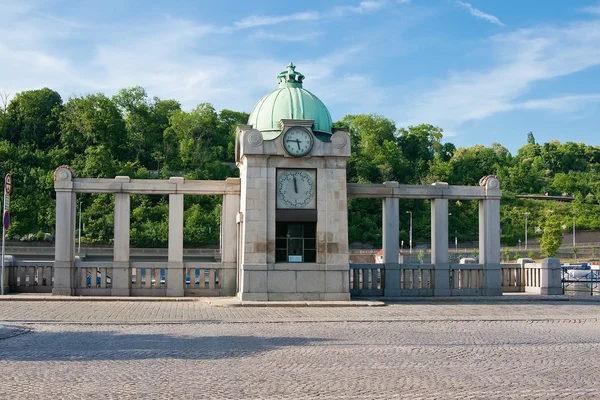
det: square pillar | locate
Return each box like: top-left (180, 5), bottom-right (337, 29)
top-left (431, 196), bottom-right (450, 296)
top-left (382, 182), bottom-right (400, 296)
top-left (167, 177), bottom-right (184, 297)
top-left (53, 185), bottom-right (76, 295)
top-left (540, 258), bottom-right (562, 295)
top-left (479, 198), bottom-right (502, 295)
top-left (221, 180), bottom-right (240, 296)
top-left (112, 177), bottom-right (130, 296)
top-left (238, 155), bottom-right (269, 301)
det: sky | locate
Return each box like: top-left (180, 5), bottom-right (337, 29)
top-left (2, 0), bottom-right (600, 153)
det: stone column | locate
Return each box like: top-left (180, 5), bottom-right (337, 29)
top-left (112, 176), bottom-right (131, 296)
top-left (221, 179), bottom-right (240, 296)
top-left (238, 153), bottom-right (269, 301)
top-left (382, 182), bottom-right (400, 296)
top-left (479, 176), bottom-right (502, 296)
top-left (167, 177), bottom-right (184, 297)
top-left (53, 166), bottom-right (77, 295)
top-left (540, 258), bottom-right (562, 295)
top-left (431, 188), bottom-right (450, 296)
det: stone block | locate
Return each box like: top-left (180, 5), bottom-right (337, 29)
top-left (297, 271), bottom-right (325, 293)
top-left (267, 271), bottom-right (296, 293)
top-left (319, 292), bottom-right (351, 301)
top-left (166, 267), bottom-right (184, 296)
top-left (247, 270), bottom-right (267, 293)
top-left (268, 292), bottom-right (320, 301)
top-left (325, 271), bottom-right (347, 293)
top-left (239, 292), bottom-right (268, 301)
top-left (220, 268), bottom-right (237, 296)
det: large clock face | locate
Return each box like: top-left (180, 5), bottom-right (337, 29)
top-left (277, 169), bottom-right (316, 209)
top-left (282, 126), bottom-right (313, 157)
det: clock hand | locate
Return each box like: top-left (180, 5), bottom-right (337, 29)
top-left (296, 140), bottom-right (301, 150)
top-left (293, 177), bottom-right (298, 193)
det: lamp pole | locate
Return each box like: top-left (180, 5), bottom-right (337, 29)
top-left (524, 212), bottom-right (530, 250)
top-left (77, 201), bottom-right (82, 254)
top-left (406, 211), bottom-right (413, 254)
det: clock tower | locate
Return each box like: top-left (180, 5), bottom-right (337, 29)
top-left (236, 63), bottom-right (351, 301)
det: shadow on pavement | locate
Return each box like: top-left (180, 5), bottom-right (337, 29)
top-left (0, 328), bottom-right (331, 362)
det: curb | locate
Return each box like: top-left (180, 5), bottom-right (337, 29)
top-left (208, 300), bottom-right (385, 308)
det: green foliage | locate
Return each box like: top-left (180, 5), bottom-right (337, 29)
top-left (4, 87), bottom-right (600, 251)
top-left (527, 250), bottom-right (536, 260)
top-left (502, 248), bottom-right (511, 262)
top-left (540, 214), bottom-right (563, 257)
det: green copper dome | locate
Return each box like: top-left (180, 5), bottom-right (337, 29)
top-left (248, 63), bottom-right (333, 140)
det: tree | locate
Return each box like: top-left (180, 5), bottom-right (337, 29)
top-left (59, 93), bottom-right (128, 161)
top-left (502, 248), bottom-right (511, 262)
top-left (572, 247), bottom-right (578, 261)
top-left (540, 214), bottom-right (563, 257)
top-left (3, 88), bottom-right (62, 149)
top-left (527, 132), bottom-right (536, 145)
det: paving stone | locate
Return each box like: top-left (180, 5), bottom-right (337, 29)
top-left (0, 300), bottom-right (599, 399)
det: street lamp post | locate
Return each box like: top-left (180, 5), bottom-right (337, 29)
top-left (406, 211), bottom-right (413, 254)
top-left (524, 212), bottom-right (530, 250)
top-left (78, 201), bottom-right (82, 254)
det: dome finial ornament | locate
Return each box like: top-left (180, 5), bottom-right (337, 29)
top-left (278, 62), bottom-right (305, 88)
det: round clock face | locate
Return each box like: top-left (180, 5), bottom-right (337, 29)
top-left (282, 127), bottom-right (313, 157)
top-left (277, 169), bottom-right (316, 209)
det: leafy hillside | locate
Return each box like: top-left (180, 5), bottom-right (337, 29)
top-left (1, 88), bottom-right (599, 248)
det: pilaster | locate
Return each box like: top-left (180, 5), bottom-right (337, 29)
top-left (382, 182), bottom-right (400, 296)
top-left (53, 166), bottom-right (76, 295)
top-left (221, 179), bottom-right (240, 296)
top-left (167, 177), bottom-right (184, 297)
top-left (431, 195), bottom-right (450, 296)
top-left (112, 176), bottom-right (130, 296)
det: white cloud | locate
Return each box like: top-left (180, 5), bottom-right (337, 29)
top-left (395, 20), bottom-right (600, 131)
top-left (515, 94), bottom-right (600, 111)
top-left (233, 11), bottom-right (320, 29)
top-left (250, 31), bottom-right (323, 42)
top-left (581, 5), bottom-right (600, 15)
top-left (233, 0), bottom-right (393, 31)
top-left (456, 1), bottom-right (504, 26)
top-left (332, 1), bottom-right (389, 16)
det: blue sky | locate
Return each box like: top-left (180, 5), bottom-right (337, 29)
top-left (2, 0), bottom-right (600, 152)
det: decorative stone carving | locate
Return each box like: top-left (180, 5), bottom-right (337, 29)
top-left (479, 175), bottom-right (500, 190)
top-left (331, 131), bottom-right (349, 149)
top-left (53, 165), bottom-right (76, 181)
top-left (247, 129), bottom-right (264, 147)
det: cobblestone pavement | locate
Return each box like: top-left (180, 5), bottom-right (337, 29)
top-left (1, 300), bottom-right (599, 399)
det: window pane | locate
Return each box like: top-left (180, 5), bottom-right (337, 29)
top-left (288, 238), bottom-right (302, 255)
top-left (304, 239), bottom-right (316, 250)
top-left (304, 250), bottom-right (316, 263)
top-left (304, 223), bottom-right (316, 238)
top-left (288, 224), bottom-right (303, 238)
top-left (276, 222), bottom-right (286, 237)
top-left (276, 250), bottom-right (287, 262)
top-left (276, 239), bottom-right (287, 249)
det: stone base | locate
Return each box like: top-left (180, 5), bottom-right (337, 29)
top-left (239, 263), bottom-right (350, 301)
top-left (166, 289), bottom-right (184, 297)
top-left (52, 288), bottom-right (73, 296)
top-left (111, 288), bottom-right (130, 296)
top-left (239, 292), bottom-right (350, 301)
